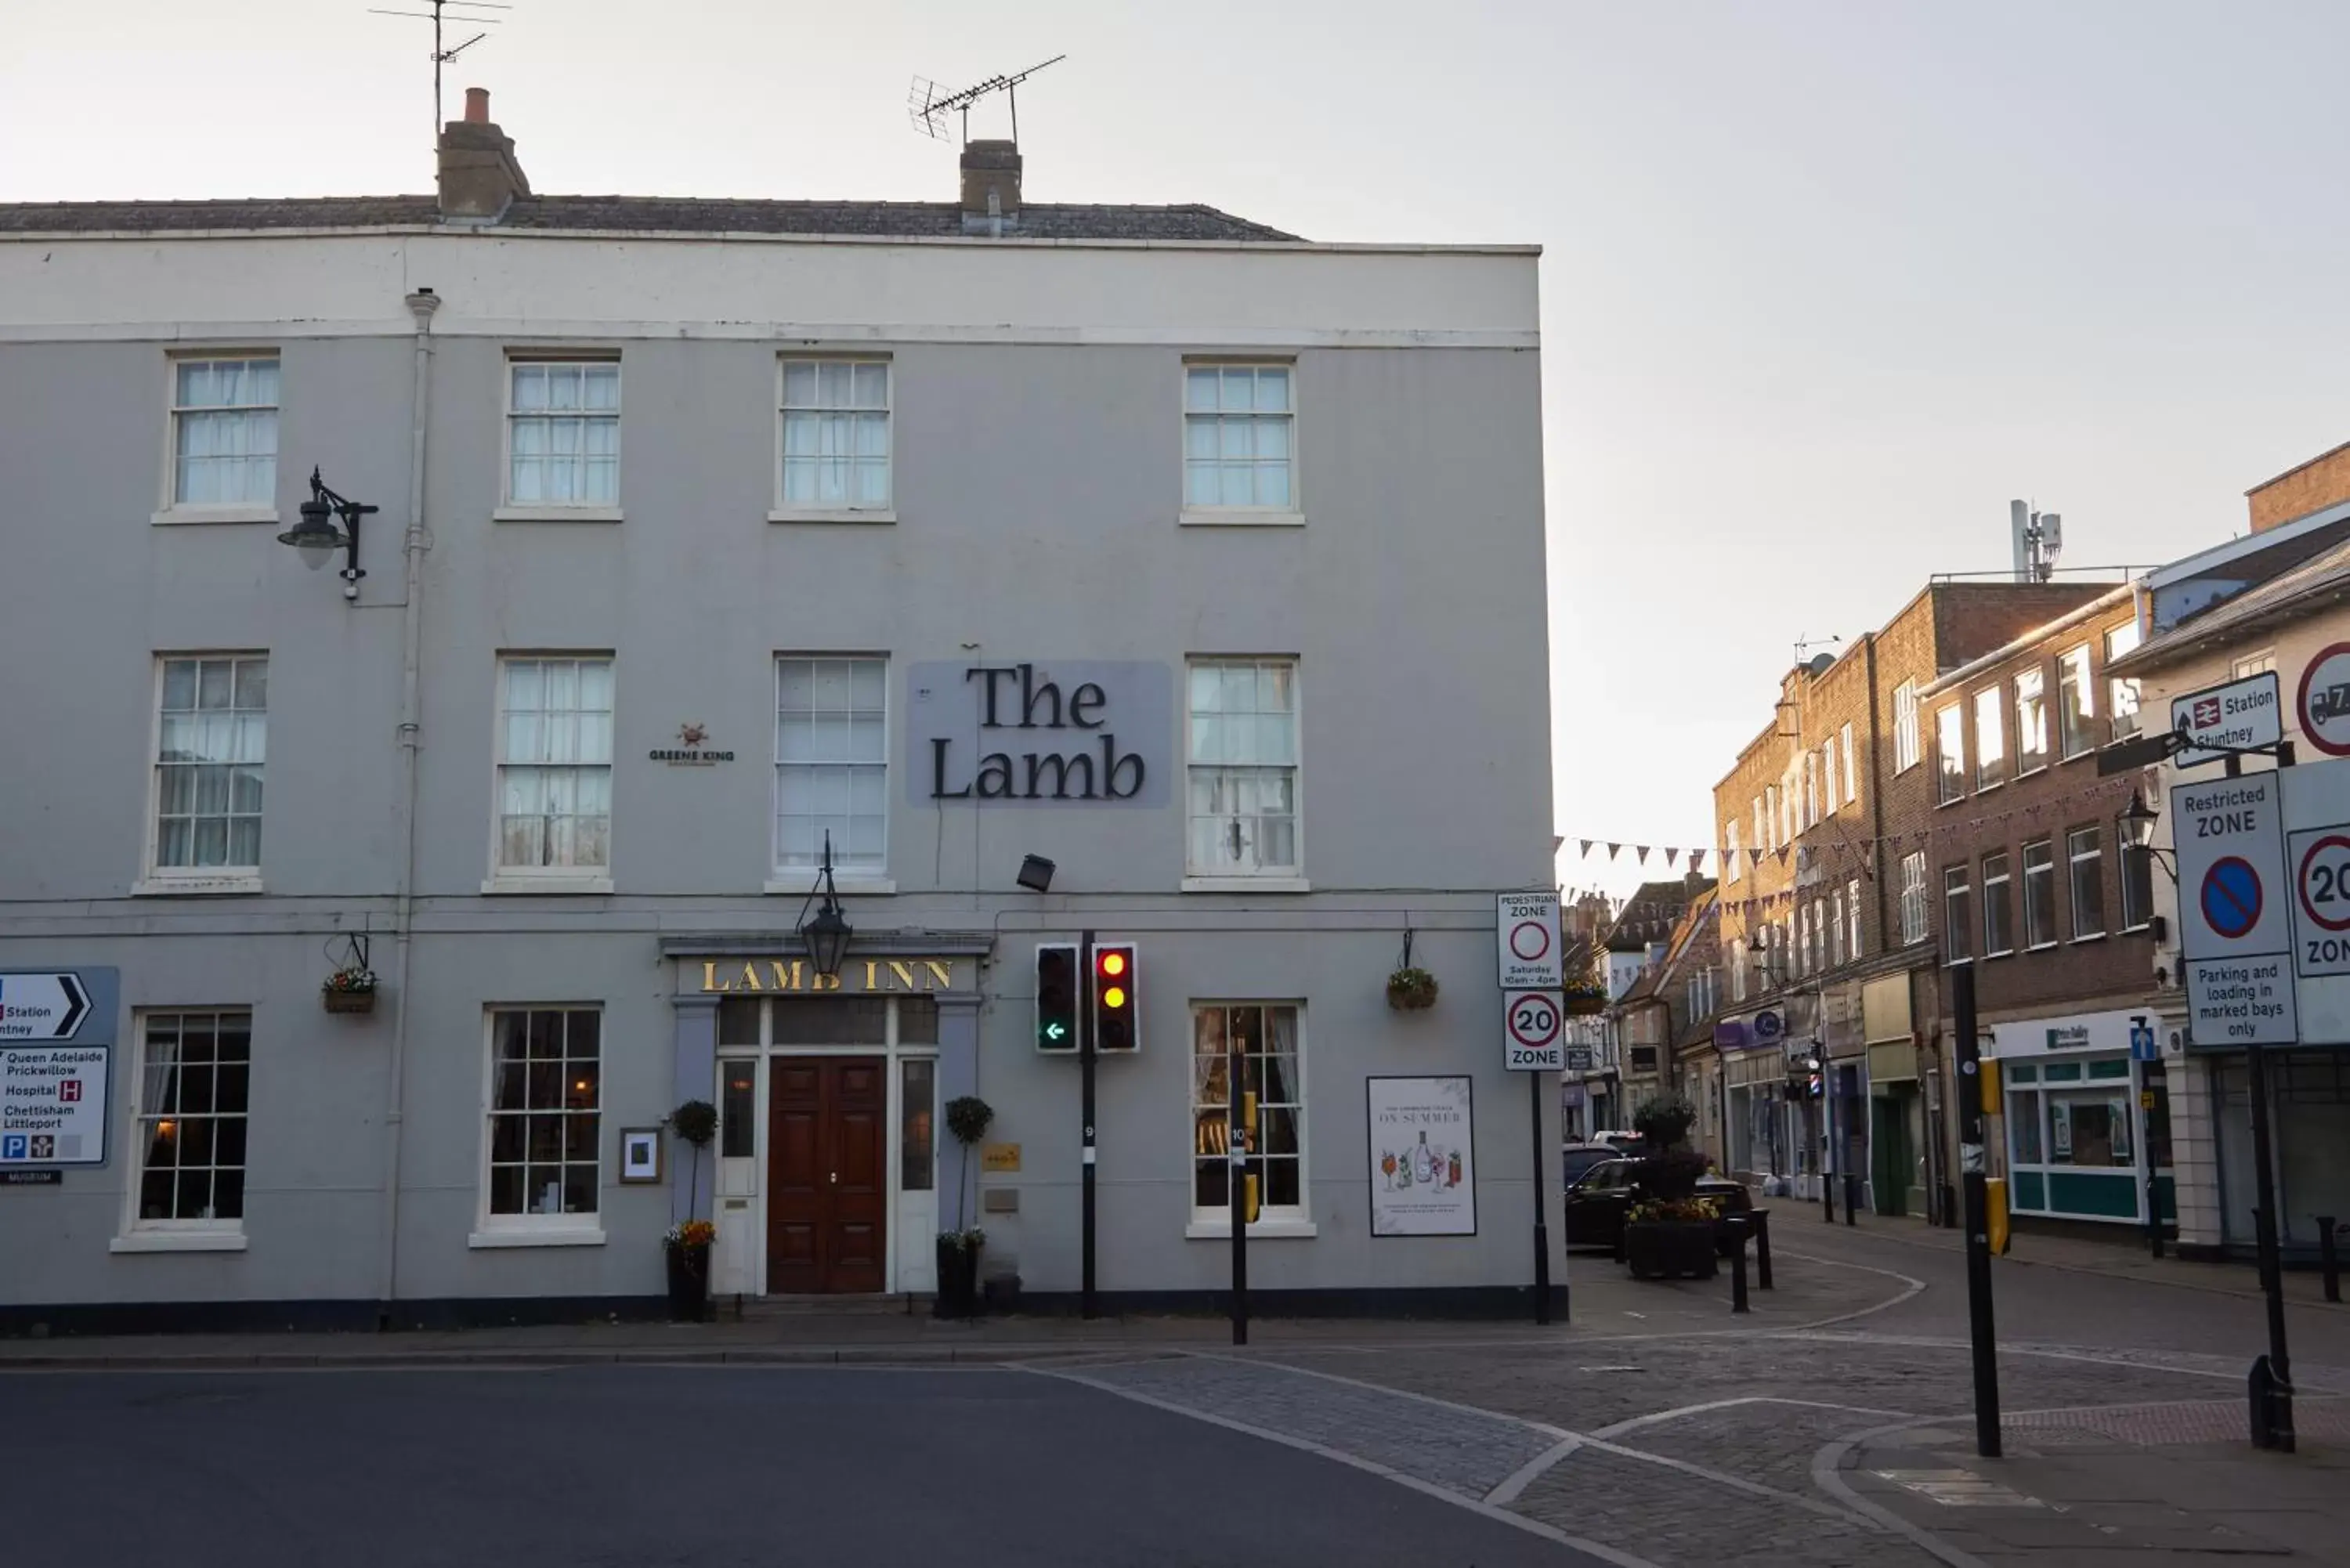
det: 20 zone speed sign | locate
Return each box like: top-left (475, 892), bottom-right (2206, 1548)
top-left (1504, 991), bottom-right (1564, 1071)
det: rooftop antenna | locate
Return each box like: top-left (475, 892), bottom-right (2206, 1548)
top-left (368, 0), bottom-right (512, 150)
top-left (2010, 499), bottom-right (2063, 583)
top-left (908, 55), bottom-right (1066, 146)
top-left (1794, 632), bottom-right (1843, 669)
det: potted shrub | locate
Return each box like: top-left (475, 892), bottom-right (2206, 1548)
top-left (664, 1099), bottom-right (718, 1322)
top-left (321, 962), bottom-right (378, 1015)
top-left (1622, 1096), bottom-right (1718, 1281)
top-left (1386, 966), bottom-right (1439, 1011)
top-left (936, 1095), bottom-right (994, 1319)
top-left (1561, 978), bottom-right (1608, 1017)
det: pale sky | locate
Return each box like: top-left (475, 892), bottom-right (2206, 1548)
top-left (10, 1), bottom-right (2350, 900)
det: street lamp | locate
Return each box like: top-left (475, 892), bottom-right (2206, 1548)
top-left (797, 831), bottom-right (854, 978)
top-left (2117, 789), bottom-right (2178, 882)
top-left (276, 467), bottom-right (379, 602)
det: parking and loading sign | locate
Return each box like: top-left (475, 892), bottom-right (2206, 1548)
top-left (2173, 775), bottom-right (2298, 1047)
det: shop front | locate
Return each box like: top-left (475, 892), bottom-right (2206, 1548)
top-left (1987, 1008), bottom-right (2173, 1229)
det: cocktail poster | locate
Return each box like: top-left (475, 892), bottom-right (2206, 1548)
top-left (1367, 1075), bottom-right (1477, 1237)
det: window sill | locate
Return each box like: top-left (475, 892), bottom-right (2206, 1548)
top-left (1936, 795), bottom-right (1967, 810)
top-left (481, 876), bottom-right (614, 896)
top-left (152, 504), bottom-right (280, 527)
top-left (468, 1227), bottom-right (607, 1250)
top-left (768, 508), bottom-right (897, 526)
top-left (2059, 748), bottom-right (2097, 766)
top-left (765, 873), bottom-right (895, 897)
top-left (2121, 922), bottom-right (2154, 935)
top-left (1184, 1218), bottom-right (1318, 1241)
top-left (1982, 948), bottom-right (2016, 961)
top-left (1179, 509), bottom-right (1306, 529)
top-left (1182, 876), bottom-right (1311, 894)
top-left (2025, 941), bottom-right (2062, 954)
top-left (493, 505), bottom-right (625, 523)
top-left (133, 874), bottom-right (263, 897)
top-left (1976, 781), bottom-right (2005, 795)
top-left (110, 1231), bottom-right (248, 1254)
top-left (2017, 764), bottom-right (2050, 780)
top-left (2070, 932), bottom-right (2108, 946)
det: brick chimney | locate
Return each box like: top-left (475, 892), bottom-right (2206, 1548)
top-left (959, 139), bottom-right (1021, 235)
top-left (437, 87), bottom-right (531, 220)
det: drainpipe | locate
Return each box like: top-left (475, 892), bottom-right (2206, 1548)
top-left (378, 286), bottom-right (440, 1328)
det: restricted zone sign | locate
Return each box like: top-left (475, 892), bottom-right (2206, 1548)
top-left (1504, 991), bottom-right (1564, 1071)
top-left (1496, 893), bottom-right (1565, 991)
top-left (2173, 775), bottom-right (2298, 1047)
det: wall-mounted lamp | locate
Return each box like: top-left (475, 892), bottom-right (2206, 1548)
top-left (796, 831), bottom-right (855, 978)
top-left (1017, 854), bottom-right (1057, 894)
top-left (2117, 789), bottom-right (2179, 883)
top-left (276, 467), bottom-right (378, 602)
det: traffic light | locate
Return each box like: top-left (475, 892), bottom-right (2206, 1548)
top-left (1036, 943), bottom-right (1078, 1053)
top-left (1092, 941), bottom-right (1139, 1052)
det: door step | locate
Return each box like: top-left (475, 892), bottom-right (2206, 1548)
top-left (733, 1293), bottom-right (921, 1319)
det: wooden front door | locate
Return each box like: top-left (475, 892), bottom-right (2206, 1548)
top-left (767, 1057), bottom-right (889, 1294)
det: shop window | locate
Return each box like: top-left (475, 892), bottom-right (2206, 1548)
top-left (2011, 1088), bottom-right (2043, 1163)
top-left (1191, 1003), bottom-right (1305, 1224)
top-left (483, 1007), bottom-right (602, 1225)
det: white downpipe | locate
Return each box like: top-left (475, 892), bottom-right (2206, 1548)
top-left (378, 287), bottom-right (440, 1323)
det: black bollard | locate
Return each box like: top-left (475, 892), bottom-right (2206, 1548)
top-left (1845, 1172), bottom-right (1860, 1227)
top-left (1753, 1209), bottom-right (1774, 1290)
top-left (1729, 1219), bottom-right (1750, 1314)
top-left (2322, 1216), bottom-right (2341, 1305)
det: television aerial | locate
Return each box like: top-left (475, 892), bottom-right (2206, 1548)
top-left (368, 0), bottom-right (514, 150)
top-left (908, 55), bottom-right (1065, 146)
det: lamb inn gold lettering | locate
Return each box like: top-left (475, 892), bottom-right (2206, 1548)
top-left (700, 959), bottom-right (960, 995)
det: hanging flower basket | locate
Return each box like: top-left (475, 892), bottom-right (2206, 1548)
top-left (322, 966), bottom-right (378, 1015)
top-left (1386, 966), bottom-right (1440, 1012)
top-left (1562, 982), bottom-right (1607, 1017)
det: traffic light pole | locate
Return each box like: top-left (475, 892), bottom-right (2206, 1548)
top-left (1079, 927), bottom-right (1097, 1321)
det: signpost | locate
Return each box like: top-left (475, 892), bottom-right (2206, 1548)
top-left (2171, 670), bottom-right (2282, 771)
top-left (0, 969), bottom-right (118, 1181)
top-left (1498, 892), bottom-right (1562, 1327)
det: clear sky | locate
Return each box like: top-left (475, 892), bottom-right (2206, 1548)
top-left (10, 1), bottom-right (2350, 900)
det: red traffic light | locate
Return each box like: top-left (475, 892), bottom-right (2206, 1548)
top-left (1091, 942), bottom-right (1139, 1051)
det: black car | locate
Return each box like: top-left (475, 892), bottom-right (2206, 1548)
top-left (1561, 1143), bottom-right (1619, 1190)
top-left (1562, 1157), bottom-right (1755, 1255)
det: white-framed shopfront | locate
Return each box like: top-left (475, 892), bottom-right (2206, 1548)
top-left (1985, 1006), bottom-right (2171, 1227)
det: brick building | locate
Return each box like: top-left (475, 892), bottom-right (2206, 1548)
top-left (1712, 580), bottom-right (2120, 1216)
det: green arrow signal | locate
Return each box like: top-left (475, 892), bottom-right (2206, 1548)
top-left (1043, 1022), bottom-right (1068, 1042)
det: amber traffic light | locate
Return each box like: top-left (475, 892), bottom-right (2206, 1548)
top-left (1092, 942), bottom-right (1138, 1052)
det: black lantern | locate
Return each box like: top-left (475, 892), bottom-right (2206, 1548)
top-left (2117, 789), bottom-right (2160, 852)
top-left (797, 831), bottom-right (854, 978)
top-left (275, 467), bottom-right (378, 601)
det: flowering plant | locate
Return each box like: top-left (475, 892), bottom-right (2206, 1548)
top-left (324, 965), bottom-right (377, 993)
top-left (665, 1219), bottom-right (715, 1250)
top-left (1628, 1196), bottom-right (1719, 1224)
top-left (937, 1227), bottom-right (986, 1252)
top-left (1386, 966), bottom-right (1440, 1011)
top-left (1562, 977), bottom-right (1608, 1002)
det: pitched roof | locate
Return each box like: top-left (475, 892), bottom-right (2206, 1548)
top-left (2112, 534), bottom-right (2350, 676)
top-left (0, 194), bottom-right (1301, 243)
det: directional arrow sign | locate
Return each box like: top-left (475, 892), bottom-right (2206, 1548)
top-left (0, 973), bottom-right (91, 1041)
top-left (1043, 1021), bottom-right (1068, 1045)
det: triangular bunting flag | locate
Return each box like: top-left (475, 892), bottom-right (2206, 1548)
top-left (1580, 840), bottom-right (1593, 858)
top-left (1665, 847), bottom-right (1680, 868)
top-left (1636, 846), bottom-right (1650, 865)
top-left (1608, 843), bottom-right (1623, 861)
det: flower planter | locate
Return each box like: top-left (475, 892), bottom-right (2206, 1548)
top-left (664, 1240), bottom-right (710, 1322)
top-left (1623, 1219), bottom-right (1718, 1281)
top-left (933, 1237), bottom-right (982, 1320)
top-left (1562, 995), bottom-right (1607, 1017)
top-left (322, 987), bottom-right (377, 1015)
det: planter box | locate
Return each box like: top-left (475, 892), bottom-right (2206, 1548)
top-left (933, 1239), bottom-right (982, 1319)
top-left (322, 988), bottom-right (377, 1015)
top-left (1623, 1219), bottom-right (1718, 1281)
top-left (1561, 995), bottom-right (1607, 1017)
top-left (664, 1241), bottom-right (710, 1322)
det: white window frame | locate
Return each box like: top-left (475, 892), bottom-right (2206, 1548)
top-left (140, 652), bottom-right (268, 897)
top-left (2106, 623), bottom-right (2144, 742)
top-left (1944, 865), bottom-right (1972, 964)
top-left (1725, 822), bottom-right (1742, 883)
top-left (769, 655), bottom-right (894, 894)
top-left (1184, 656), bottom-right (1305, 891)
top-left (1830, 887), bottom-right (1847, 966)
top-left (1975, 688), bottom-right (2006, 789)
top-left (157, 352), bottom-right (281, 524)
top-left (773, 356), bottom-right (895, 522)
top-left (1730, 938), bottom-right (1748, 1002)
top-left (497, 354), bottom-right (623, 521)
top-left (113, 1008), bottom-right (254, 1252)
top-left (472, 1005), bottom-right (606, 1248)
top-left (1804, 752), bottom-right (1820, 827)
top-left (1893, 681), bottom-right (1920, 772)
top-left (2232, 649), bottom-right (2279, 679)
top-left (1847, 876), bottom-right (1864, 959)
top-left (1186, 1000), bottom-right (1313, 1238)
top-left (1840, 721), bottom-right (1856, 804)
top-left (486, 655), bottom-right (616, 894)
top-left (2022, 838), bottom-right (2057, 948)
top-left (2057, 645), bottom-right (2095, 760)
top-left (1180, 360), bottom-right (1301, 526)
top-left (1935, 703), bottom-right (1966, 805)
top-left (1900, 852), bottom-right (1928, 946)
top-left (1983, 851), bottom-right (2015, 956)
top-left (2014, 667), bottom-right (2049, 775)
top-left (2069, 826), bottom-right (2106, 941)
top-left (1752, 796), bottom-right (1766, 855)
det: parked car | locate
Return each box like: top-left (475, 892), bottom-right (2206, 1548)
top-left (1561, 1157), bottom-right (1756, 1256)
top-left (1591, 1129), bottom-right (1653, 1158)
top-left (1562, 1143), bottom-right (1619, 1190)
